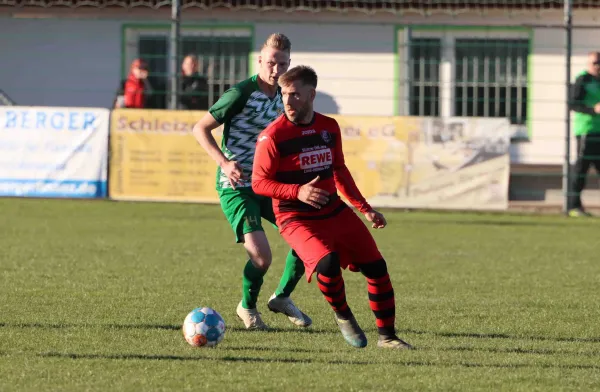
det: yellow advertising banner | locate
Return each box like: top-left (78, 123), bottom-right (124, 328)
top-left (109, 109), bottom-right (222, 203)
top-left (330, 115), bottom-right (511, 210)
top-left (109, 109), bottom-right (510, 210)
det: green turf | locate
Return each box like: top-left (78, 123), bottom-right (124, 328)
top-left (1, 198), bottom-right (600, 391)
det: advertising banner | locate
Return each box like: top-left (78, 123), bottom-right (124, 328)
top-left (0, 106), bottom-right (109, 198)
top-left (109, 109), bottom-right (510, 210)
top-left (331, 115), bottom-right (511, 210)
top-left (109, 109), bottom-right (221, 203)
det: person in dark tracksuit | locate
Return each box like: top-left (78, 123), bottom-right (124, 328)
top-left (569, 51), bottom-right (600, 217)
top-left (179, 54), bottom-right (209, 110)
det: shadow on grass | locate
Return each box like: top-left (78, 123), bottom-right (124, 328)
top-left (399, 329), bottom-right (600, 344)
top-left (220, 345), bottom-right (336, 354)
top-left (438, 346), bottom-right (600, 358)
top-left (0, 322), bottom-right (334, 334)
top-left (4, 323), bottom-right (599, 344)
top-left (0, 322), bottom-right (181, 331)
top-left (37, 352), bottom-right (600, 370)
top-left (225, 326), bottom-right (335, 334)
top-left (0, 322), bottom-right (76, 329)
top-left (38, 351), bottom-right (364, 365)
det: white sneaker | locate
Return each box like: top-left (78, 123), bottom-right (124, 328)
top-left (236, 301), bottom-right (269, 330)
top-left (267, 294), bottom-right (312, 327)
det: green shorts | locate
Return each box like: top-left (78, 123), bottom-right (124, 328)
top-left (218, 187), bottom-right (278, 243)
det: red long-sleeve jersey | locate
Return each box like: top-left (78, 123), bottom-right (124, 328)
top-left (252, 112), bottom-right (372, 228)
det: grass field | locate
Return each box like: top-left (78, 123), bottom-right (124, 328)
top-left (1, 198), bottom-right (600, 391)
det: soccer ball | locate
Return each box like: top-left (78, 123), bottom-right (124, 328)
top-left (182, 307), bottom-right (226, 348)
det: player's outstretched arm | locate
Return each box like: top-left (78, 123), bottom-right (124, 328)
top-left (335, 164), bottom-right (386, 228)
top-left (334, 164), bottom-right (371, 213)
top-left (330, 122), bottom-right (371, 213)
top-left (192, 112), bottom-right (244, 189)
top-left (330, 122), bottom-right (386, 228)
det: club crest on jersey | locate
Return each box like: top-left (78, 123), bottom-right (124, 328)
top-left (321, 130), bottom-right (331, 143)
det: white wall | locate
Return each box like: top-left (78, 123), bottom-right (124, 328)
top-left (0, 18), bottom-right (123, 108)
top-left (510, 28), bottom-right (566, 165)
top-left (254, 23), bottom-right (395, 116)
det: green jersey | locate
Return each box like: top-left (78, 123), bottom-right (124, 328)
top-left (572, 71), bottom-right (600, 136)
top-left (209, 74), bottom-right (284, 190)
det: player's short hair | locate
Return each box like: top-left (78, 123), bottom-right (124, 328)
top-left (262, 33), bottom-right (291, 53)
top-left (278, 65), bottom-right (318, 88)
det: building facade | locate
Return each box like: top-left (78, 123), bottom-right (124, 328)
top-left (0, 1), bottom-right (598, 167)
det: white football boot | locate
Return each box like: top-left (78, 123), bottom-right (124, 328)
top-left (267, 294), bottom-right (312, 327)
top-left (236, 301), bottom-right (269, 330)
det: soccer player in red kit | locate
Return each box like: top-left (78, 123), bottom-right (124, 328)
top-left (252, 65), bottom-right (413, 349)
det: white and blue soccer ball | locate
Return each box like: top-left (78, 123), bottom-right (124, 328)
top-left (182, 307), bottom-right (226, 347)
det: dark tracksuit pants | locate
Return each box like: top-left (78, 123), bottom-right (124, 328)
top-left (569, 133), bottom-right (600, 209)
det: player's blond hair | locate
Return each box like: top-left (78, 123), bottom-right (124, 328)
top-left (278, 65), bottom-right (318, 88)
top-left (262, 33), bottom-right (291, 53)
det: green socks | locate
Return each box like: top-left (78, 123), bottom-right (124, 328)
top-left (274, 249), bottom-right (305, 298)
top-left (242, 260), bottom-right (267, 309)
top-left (242, 250), bottom-right (305, 309)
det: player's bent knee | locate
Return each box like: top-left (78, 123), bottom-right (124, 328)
top-left (315, 252), bottom-right (341, 277)
top-left (246, 248), bottom-right (272, 271)
top-left (243, 231), bottom-right (272, 271)
top-left (359, 259), bottom-right (387, 278)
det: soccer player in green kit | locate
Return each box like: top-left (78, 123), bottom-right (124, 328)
top-left (192, 33), bottom-right (311, 330)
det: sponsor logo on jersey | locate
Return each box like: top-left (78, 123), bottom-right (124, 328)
top-left (299, 148), bottom-right (333, 170)
top-left (302, 129), bottom-right (316, 135)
